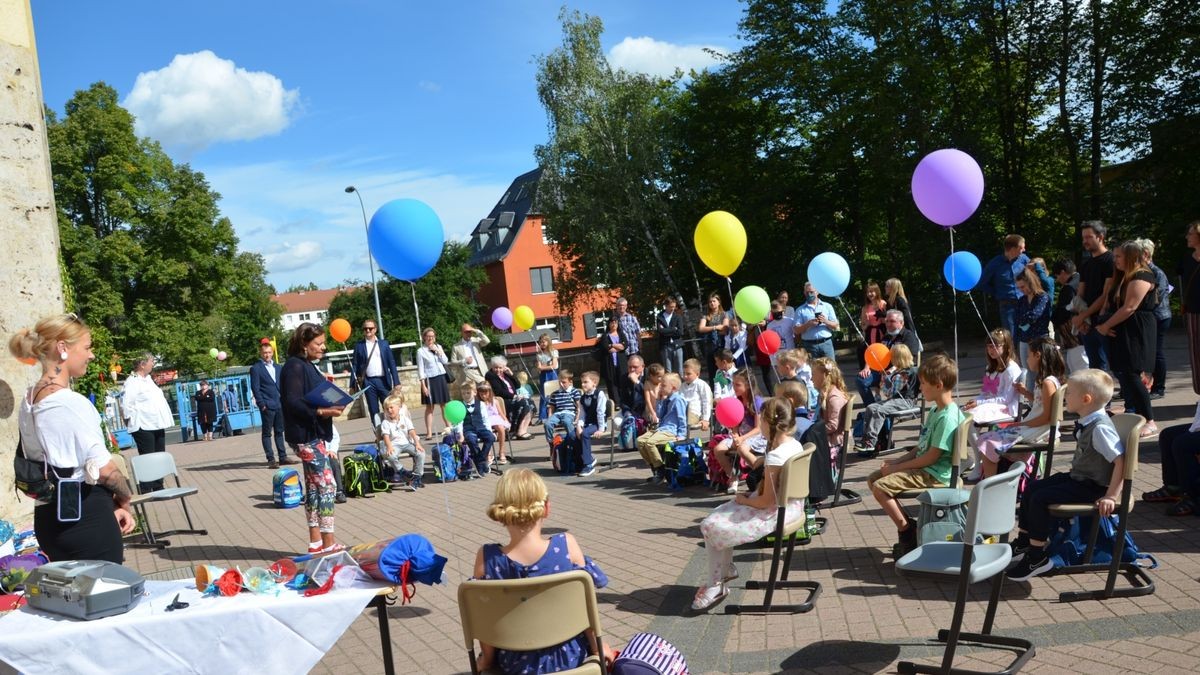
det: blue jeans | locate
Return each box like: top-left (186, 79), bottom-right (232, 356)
top-left (544, 412), bottom-right (578, 444)
top-left (856, 370), bottom-right (882, 407)
top-left (464, 429), bottom-right (494, 474)
top-left (660, 345), bottom-right (683, 374)
top-left (259, 407), bottom-right (287, 462)
top-left (580, 424), bottom-right (599, 467)
top-left (997, 301), bottom-right (1017, 339)
top-left (802, 338), bottom-right (835, 362)
top-left (1082, 328), bottom-right (1108, 372)
top-left (362, 376), bottom-right (390, 422)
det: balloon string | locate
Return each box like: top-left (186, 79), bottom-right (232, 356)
top-left (724, 277), bottom-right (735, 313)
top-left (441, 468), bottom-right (467, 584)
top-left (966, 292), bottom-right (1000, 349)
top-left (410, 282), bottom-right (423, 337)
top-left (835, 297), bottom-right (866, 342)
top-left (950, 228), bottom-right (959, 396)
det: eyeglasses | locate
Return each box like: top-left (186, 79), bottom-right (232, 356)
top-left (363, 326), bottom-right (376, 331)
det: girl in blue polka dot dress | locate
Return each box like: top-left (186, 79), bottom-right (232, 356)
top-left (472, 468), bottom-right (615, 673)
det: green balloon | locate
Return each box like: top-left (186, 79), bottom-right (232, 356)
top-left (734, 285), bottom-right (771, 324)
top-left (209, 348), bottom-right (219, 358)
top-left (445, 400), bottom-right (467, 425)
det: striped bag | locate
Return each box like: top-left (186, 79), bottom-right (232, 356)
top-left (611, 632), bottom-right (689, 675)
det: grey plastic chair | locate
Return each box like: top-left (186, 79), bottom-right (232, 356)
top-left (895, 461), bottom-right (1034, 675)
top-left (129, 451), bottom-right (208, 547)
top-left (1008, 383), bottom-right (1067, 480)
top-left (829, 393), bottom-right (861, 507)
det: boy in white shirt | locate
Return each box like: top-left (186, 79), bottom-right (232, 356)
top-left (380, 394), bottom-right (426, 489)
top-left (712, 350), bottom-right (738, 401)
top-left (680, 358), bottom-right (713, 432)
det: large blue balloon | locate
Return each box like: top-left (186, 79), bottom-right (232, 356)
top-left (368, 199), bottom-right (445, 281)
top-left (806, 252), bottom-right (851, 297)
top-left (943, 251), bottom-right (982, 291)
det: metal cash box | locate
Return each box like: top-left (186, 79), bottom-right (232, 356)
top-left (25, 560), bottom-right (145, 620)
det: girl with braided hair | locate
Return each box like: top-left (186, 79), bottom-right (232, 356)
top-left (692, 398), bottom-right (809, 612)
top-left (472, 469), bottom-right (615, 673)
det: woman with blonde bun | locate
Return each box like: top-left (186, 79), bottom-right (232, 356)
top-left (471, 469), bottom-right (616, 673)
top-left (9, 313), bottom-right (136, 563)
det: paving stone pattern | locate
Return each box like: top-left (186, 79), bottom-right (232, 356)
top-left (121, 333), bottom-right (1200, 673)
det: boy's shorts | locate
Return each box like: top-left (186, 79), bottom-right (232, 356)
top-left (867, 468), bottom-right (945, 496)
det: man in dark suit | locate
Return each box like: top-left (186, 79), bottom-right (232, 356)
top-left (250, 339), bottom-right (291, 468)
top-left (351, 319), bottom-right (398, 423)
top-left (657, 296), bottom-right (684, 374)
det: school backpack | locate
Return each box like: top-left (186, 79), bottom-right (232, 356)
top-left (342, 452), bottom-right (390, 498)
top-left (550, 434), bottom-right (582, 475)
top-left (271, 468), bottom-right (302, 509)
top-left (611, 631), bottom-right (690, 675)
top-left (705, 435), bottom-right (748, 490)
top-left (432, 441), bottom-right (460, 483)
top-left (1047, 514), bottom-right (1158, 570)
top-left (661, 439), bottom-right (706, 490)
top-left (618, 415), bottom-right (639, 451)
top-left (915, 488), bottom-right (971, 546)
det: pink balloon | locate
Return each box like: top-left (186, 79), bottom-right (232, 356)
top-left (911, 149), bottom-right (985, 227)
top-left (217, 351), bottom-right (227, 361)
top-left (715, 396), bottom-right (746, 429)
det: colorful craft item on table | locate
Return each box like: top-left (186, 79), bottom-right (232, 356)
top-left (243, 567), bottom-right (283, 596)
top-left (214, 568), bottom-right (244, 597)
top-left (0, 553), bottom-right (47, 593)
top-left (269, 558), bottom-right (298, 583)
top-left (194, 564), bottom-right (226, 592)
top-left (694, 210), bottom-right (747, 277)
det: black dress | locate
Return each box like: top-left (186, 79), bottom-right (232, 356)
top-left (194, 389), bottom-right (218, 433)
top-left (1108, 270), bottom-right (1158, 374)
top-left (595, 333), bottom-right (628, 402)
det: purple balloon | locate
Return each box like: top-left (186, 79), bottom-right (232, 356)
top-left (491, 307), bottom-right (513, 331)
top-left (911, 149), bottom-right (985, 227)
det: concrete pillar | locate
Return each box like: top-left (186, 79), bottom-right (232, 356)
top-left (0, 0), bottom-right (65, 523)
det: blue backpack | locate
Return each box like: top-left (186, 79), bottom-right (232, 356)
top-left (662, 439), bottom-right (706, 490)
top-left (1047, 514), bottom-right (1158, 570)
top-left (551, 434), bottom-right (581, 475)
top-left (618, 415), bottom-right (639, 450)
top-left (432, 441), bottom-right (459, 483)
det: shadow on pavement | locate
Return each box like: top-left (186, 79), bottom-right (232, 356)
top-left (778, 640), bottom-right (901, 673)
top-left (595, 584), bottom-right (692, 616)
top-left (152, 543), bottom-right (300, 565)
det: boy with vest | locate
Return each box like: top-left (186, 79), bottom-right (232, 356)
top-left (458, 381), bottom-right (495, 479)
top-left (575, 371), bottom-right (609, 478)
top-left (1007, 368), bottom-right (1125, 581)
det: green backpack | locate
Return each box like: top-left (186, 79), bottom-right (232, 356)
top-left (342, 452), bottom-right (391, 498)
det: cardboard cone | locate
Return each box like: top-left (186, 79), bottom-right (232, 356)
top-left (195, 564), bottom-right (226, 591)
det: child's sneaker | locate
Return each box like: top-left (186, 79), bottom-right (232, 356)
top-left (725, 479), bottom-right (740, 495)
top-left (411, 477), bottom-right (425, 489)
top-left (1006, 551), bottom-right (1053, 581)
top-left (577, 462), bottom-right (597, 477)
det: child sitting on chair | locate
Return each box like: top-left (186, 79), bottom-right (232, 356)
top-left (680, 358), bottom-right (713, 433)
top-left (976, 338), bottom-right (1065, 479)
top-left (1007, 369), bottom-right (1125, 581)
top-left (379, 393), bottom-right (426, 489)
top-left (711, 370), bottom-right (764, 494)
top-left (856, 343), bottom-right (919, 457)
top-left (473, 469), bottom-right (616, 672)
top-left (712, 349), bottom-right (738, 401)
top-left (867, 354), bottom-right (966, 557)
top-left (693, 398), bottom-right (807, 613)
top-left (575, 371), bottom-right (608, 478)
top-left (543, 369), bottom-right (581, 445)
top-left (459, 382), bottom-right (495, 479)
top-left (637, 373), bottom-right (688, 482)
top-left (642, 363), bottom-right (666, 425)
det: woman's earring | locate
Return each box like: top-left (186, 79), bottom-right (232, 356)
top-left (60, 351), bottom-right (69, 361)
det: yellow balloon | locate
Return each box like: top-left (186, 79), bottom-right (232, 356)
top-left (513, 305), bottom-right (536, 331)
top-left (694, 210), bottom-right (747, 277)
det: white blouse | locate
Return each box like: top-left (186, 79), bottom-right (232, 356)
top-left (417, 345), bottom-right (448, 379)
top-left (121, 373), bottom-right (174, 432)
top-left (19, 388), bottom-right (111, 487)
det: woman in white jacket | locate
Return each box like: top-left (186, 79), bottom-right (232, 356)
top-left (122, 352), bottom-right (176, 491)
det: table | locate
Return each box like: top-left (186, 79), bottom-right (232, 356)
top-left (0, 578), bottom-right (396, 674)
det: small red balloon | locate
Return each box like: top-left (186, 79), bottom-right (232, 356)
top-left (756, 330), bottom-right (782, 356)
top-left (865, 343), bottom-right (892, 371)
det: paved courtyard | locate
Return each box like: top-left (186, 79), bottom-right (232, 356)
top-left (119, 332), bottom-right (1200, 674)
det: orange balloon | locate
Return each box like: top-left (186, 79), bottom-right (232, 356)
top-left (329, 318), bottom-right (352, 343)
top-left (114, 364), bottom-right (123, 373)
top-left (865, 343), bottom-right (892, 372)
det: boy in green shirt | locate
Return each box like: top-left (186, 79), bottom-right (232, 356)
top-left (867, 354), bottom-right (966, 555)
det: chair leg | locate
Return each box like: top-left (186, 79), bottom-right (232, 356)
top-left (726, 513), bottom-right (821, 615)
top-left (781, 532), bottom-right (799, 581)
top-left (982, 569), bottom-right (1005, 635)
top-left (147, 498), bottom-right (209, 539)
top-left (125, 502), bottom-right (169, 549)
top-left (1082, 515), bottom-right (1101, 564)
top-left (829, 448), bottom-right (862, 508)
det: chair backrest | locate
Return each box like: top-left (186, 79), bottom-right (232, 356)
top-left (1047, 382), bottom-right (1067, 429)
top-left (948, 413), bottom-right (973, 485)
top-left (458, 570), bottom-right (603, 658)
top-left (129, 451), bottom-right (180, 486)
top-left (838, 393), bottom-right (857, 451)
top-left (543, 380), bottom-right (561, 399)
top-left (1110, 413), bottom-right (1145, 481)
top-left (963, 461), bottom-right (1026, 541)
top-left (775, 442), bottom-right (816, 507)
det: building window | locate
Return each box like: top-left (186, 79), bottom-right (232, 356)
top-left (530, 266), bottom-right (554, 294)
top-left (541, 223), bottom-right (553, 245)
top-left (299, 313), bottom-right (311, 321)
top-left (557, 316), bottom-right (574, 343)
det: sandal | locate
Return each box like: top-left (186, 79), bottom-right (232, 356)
top-left (322, 543), bottom-right (346, 554)
top-left (1166, 499), bottom-right (1196, 517)
top-left (497, 457), bottom-right (509, 465)
top-left (690, 584), bottom-right (728, 612)
top-left (1140, 424), bottom-right (1159, 439)
top-left (307, 543), bottom-right (324, 555)
top-left (1143, 487), bottom-right (1183, 503)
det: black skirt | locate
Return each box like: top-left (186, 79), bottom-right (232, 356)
top-left (34, 483), bottom-right (124, 564)
top-left (1109, 310), bottom-right (1157, 374)
top-left (422, 373), bottom-right (451, 405)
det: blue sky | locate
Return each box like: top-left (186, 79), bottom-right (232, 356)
top-left (32, 0), bottom-right (745, 291)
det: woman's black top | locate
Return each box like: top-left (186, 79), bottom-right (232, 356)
top-left (279, 355), bottom-right (333, 445)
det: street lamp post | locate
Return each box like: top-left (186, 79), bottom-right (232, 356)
top-left (344, 186), bottom-right (386, 341)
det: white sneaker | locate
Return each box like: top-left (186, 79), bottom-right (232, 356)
top-left (726, 480), bottom-right (740, 495)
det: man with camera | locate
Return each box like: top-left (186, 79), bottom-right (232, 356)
top-left (795, 281), bottom-right (840, 362)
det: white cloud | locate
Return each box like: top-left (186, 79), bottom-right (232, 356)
top-left (607, 37), bottom-right (727, 78)
top-left (262, 241), bottom-right (324, 273)
top-left (123, 50), bottom-right (299, 150)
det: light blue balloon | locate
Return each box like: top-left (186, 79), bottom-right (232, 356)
top-left (943, 251), bottom-right (982, 291)
top-left (806, 252), bottom-right (851, 297)
top-left (368, 199), bottom-right (445, 281)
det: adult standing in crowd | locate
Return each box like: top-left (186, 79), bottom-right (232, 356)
top-left (10, 314), bottom-right (135, 563)
top-left (280, 322), bottom-right (345, 555)
top-left (193, 380), bottom-right (218, 441)
top-left (533, 332), bottom-right (559, 422)
top-left (698, 293), bottom-right (729, 385)
top-left (1071, 221), bottom-right (1115, 372)
top-left (122, 352), bottom-right (175, 491)
top-left (657, 296), bottom-right (684, 374)
top-left (855, 310), bottom-right (921, 406)
top-left (884, 278), bottom-right (919, 340)
top-left (596, 318), bottom-right (627, 403)
top-left (614, 297), bottom-right (642, 358)
top-left (857, 281), bottom-right (888, 372)
top-left (453, 323), bottom-right (491, 386)
top-left (250, 338), bottom-right (290, 468)
top-left (1179, 220), bottom-right (1200, 394)
top-left (1014, 268), bottom-right (1052, 389)
top-left (352, 319), bottom-right (397, 424)
top-left (794, 281), bottom-right (839, 361)
top-left (1139, 238), bottom-right (1172, 399)
top-left (776, 290), bottom-right (795, 320)
top-left (979, 234), bottom-right (1030, 338)
top-left (416, 327), bottom-right (451, 441)
top-left (1095, 241), bottom-right (1158, 438)
top-left (486, 356), bottom-right (533, 440)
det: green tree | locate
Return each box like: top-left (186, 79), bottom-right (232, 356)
top-left (284, 282), bottom-right (319, 293)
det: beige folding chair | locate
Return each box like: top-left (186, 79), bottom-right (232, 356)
top-left (458, 569), bottom-right (607, 674)
top-left (830, 393), bottom-right (861, 507)
top-left (1008, 383), bottom-right (1067, 480)
top-left (725, 442), bottom-right (822, 614)
top-left (128, 452), bottom-right (208, 547)
top-left (1045, 413), bottom-right (1155, 602)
